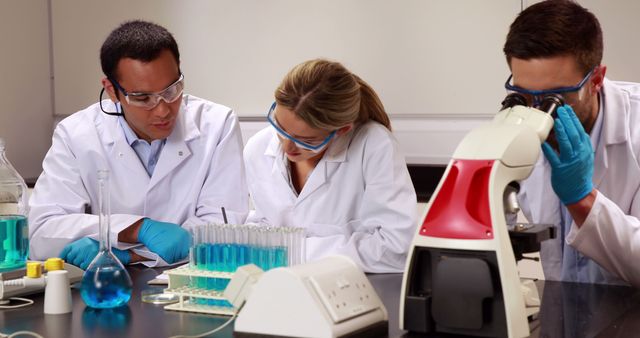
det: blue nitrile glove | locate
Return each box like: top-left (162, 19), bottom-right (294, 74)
top-left (541, 105), bottom-right (594, 205)
top-left (59, 237), bottom-right (131, 270)
top-left (138, 218), bottom-right (190, 264)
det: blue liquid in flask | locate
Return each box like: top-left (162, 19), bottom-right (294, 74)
top-left (0, 215), bottom-right (29, 272)
top-left (81, 252), bottom-right (132, 308)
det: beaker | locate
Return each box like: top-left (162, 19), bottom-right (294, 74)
top-left (0, 138), bottom-right (29, 272)
top-left (80, 170), bottom-right (132, 308)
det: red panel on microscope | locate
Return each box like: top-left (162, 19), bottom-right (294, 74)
top-left (420, 160), bottom-right (494, 240)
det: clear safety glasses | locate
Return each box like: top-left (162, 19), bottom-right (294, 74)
top-left (266, 102), bottom-right (336, 153)
top-left (110, 73), bottom-right (185, 110)
top-left (504, 67), bottom-right (595, 107)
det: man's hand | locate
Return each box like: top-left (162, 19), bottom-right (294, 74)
top-left (60, 237), bottom-right (131, 270)
top-left (138, 219), bottom-right (190, 264)
top-left (542, 105), bottom-right (594, 205)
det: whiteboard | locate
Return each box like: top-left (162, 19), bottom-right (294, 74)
top-left (51, 0), bottom-right (520, 118)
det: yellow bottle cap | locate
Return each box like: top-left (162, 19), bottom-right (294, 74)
top-left (45, 257), bottom-right (65, 271)
top-left (26, 262), bottom-right (43, 278)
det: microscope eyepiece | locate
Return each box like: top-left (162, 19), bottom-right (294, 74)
top-left (538, 94), bottom-right (564, 117)
top-left (500, 93), bottom-right (565, 117)
top-left (501, 93), bottom-right (528, 110)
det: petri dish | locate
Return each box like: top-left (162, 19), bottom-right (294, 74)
top-left (141, 288), bottom-right (179, 305)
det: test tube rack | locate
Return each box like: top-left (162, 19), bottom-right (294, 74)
top-left (163, 224), bottom-right (306, 316)
top-left (163, 265), bottom-right (235, 315)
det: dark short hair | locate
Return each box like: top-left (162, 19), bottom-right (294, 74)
top-left (100, 20), bottom-right (180, 81)
top-left (503, 0), bottom-right (602, 74)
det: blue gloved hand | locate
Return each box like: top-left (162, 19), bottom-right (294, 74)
top-left (138, 218), bottom-right (190, 264)
top-left (59, 237), bottom-right (131, 270)
top-left (541, 105), bottom-right (594, 205)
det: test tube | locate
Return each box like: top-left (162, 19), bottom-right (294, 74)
top-left (293, 227), bottom-right (305, 266)
top-left (274, 227), bottom-right (287, 268)
top-left (193, 225), bottom-right (207, 304)
top-left (221, 225), bottom-right (235, 272)
top-left (206, 225), bottom-right (217, 272)
top-left (189, 226), bottom-right (199, 268)
top-left (237, 225), bottom-right (249, 268)
top-left (284, 227), bottom-right (294, 267)
top-left (286, 227), bottom-right (296, 267)
top-left (261, 227), bottom-right (269, 270)
top-left (187, 226), bottom-right (198, 291)
top-left (248, 225), bottom-right (260, 267)
top-left (205, 225), bottom-right (218, 294)
top-left (266, 228), bottom-right (276, 270)
top-left (230, 224), bottom-right (239, 271)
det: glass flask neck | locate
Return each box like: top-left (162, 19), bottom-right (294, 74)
top-left (97, 170), bottom-right (111, 252)
top-left (0, 138), bottom-right (28, 216)
top-left (0, 139), bottom-right (11, 167)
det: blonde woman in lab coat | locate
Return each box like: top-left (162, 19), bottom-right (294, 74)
top-left (244, 59), bottom-right (418, 273)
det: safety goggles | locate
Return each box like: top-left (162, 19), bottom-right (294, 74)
top-left (266, 102), bottom-right (336, 153)
top-left (504, 67), bottom-right (595, 107)
top-left (110, 73), bottom-right (184, 110)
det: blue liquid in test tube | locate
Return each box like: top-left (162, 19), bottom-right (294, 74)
top-left (274, 246), bottom-right (288, 268)
top-left (207, 244), bottom-right (214, 271)
top-left (237, 244), bottom-right (249, 266)
top-left (222, 243), bottom-right (235, 272)
top-left (197, 244), bottom-right (207, 269)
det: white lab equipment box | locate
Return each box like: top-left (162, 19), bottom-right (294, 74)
top-left (230, 255), bottom-right (388, 338)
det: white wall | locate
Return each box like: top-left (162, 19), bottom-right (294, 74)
top-left (0, 1), bottom-right (53, 179)
top-left (523, 0), bottom-right (640, 83)
top-left (50, 0), bottom-right (519, 119)
top-left (577, 0), bottom-right (640, 83)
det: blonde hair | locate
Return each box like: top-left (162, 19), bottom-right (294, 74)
top-left (274, 59), bottom-right (391, 131)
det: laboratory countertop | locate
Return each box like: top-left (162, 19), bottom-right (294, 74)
top-left (1, 266), bottom-right (640, 338)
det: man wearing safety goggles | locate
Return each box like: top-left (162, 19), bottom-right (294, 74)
top-left (504, 1), bottom-right (640, 287)
top-left (29, 20), bottom-right (248, 269)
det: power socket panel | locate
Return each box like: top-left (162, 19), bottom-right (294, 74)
top-left (308, 268), bottom-right (380, 323)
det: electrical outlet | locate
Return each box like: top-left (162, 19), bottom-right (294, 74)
top-left (308, 268), bottom-right (381, 324)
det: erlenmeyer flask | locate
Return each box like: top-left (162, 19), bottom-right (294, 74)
top-left (80, 170), bottom-right (132, 308)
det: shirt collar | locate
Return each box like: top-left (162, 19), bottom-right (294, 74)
top-left (589, 91), bottom-right (605, 148)
top-left (117, 113), bottom-right (174, 146)
top-left (118, 116), bottom-right (143, 146)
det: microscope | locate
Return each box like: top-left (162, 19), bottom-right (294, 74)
top-left (400, 94), bottom-right (562, 337)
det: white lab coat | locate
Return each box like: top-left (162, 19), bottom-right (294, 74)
top-left (244, 121), bottom-right (418, 273)
top-left (29, 95), bottom-right (249, 263)
top-left (519, 79), bottom-right (640, 286)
